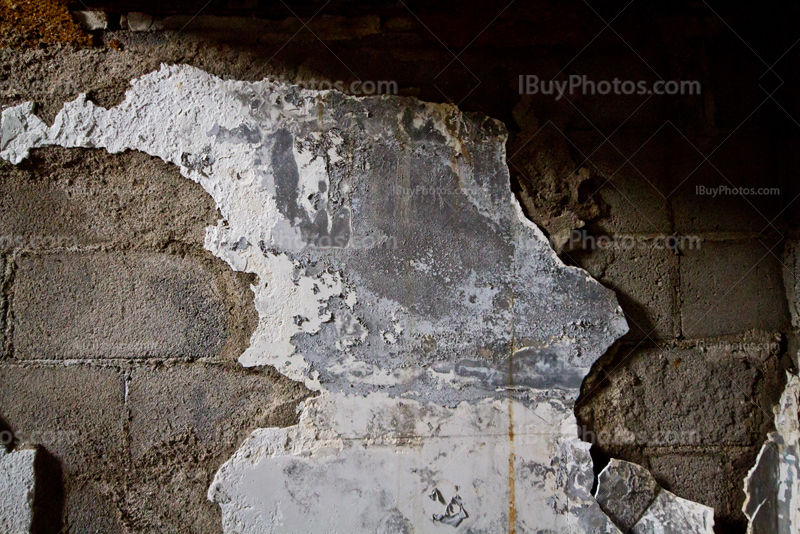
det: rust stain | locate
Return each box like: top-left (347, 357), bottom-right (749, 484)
top-left (0, 0), bottom-right (91, 48)
top-left (507, 351), bottom-right (516, 534)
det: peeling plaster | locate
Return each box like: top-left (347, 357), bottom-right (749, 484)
top-left (743, 372), bottom-right (800, 534)
top-left (0, 64), bottom-right (718, 533)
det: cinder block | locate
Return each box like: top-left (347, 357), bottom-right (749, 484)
top-left (64, 479), bottom-right (125, 534)
top-left (589, 170), bottom-right (672, 236)
top-left (670, 130), bottom-right (784, 234)
top-left (126, 364), bottom-right (302, 459)
top-left (0, 364), bottom-right (125, 476)
top-left (680, 239), bottom-right (790, 337)
top-left (13, 252), bottom-right (228, 360)
top-left (646, 448), bottom-right (759, 531)
top-left (122, 363), bottom-right (306, 531)
top-left (0, 149), bottom-right (216, 251)
top-left (577, 336), bottom-right (783, 452)
top-left (567, 243), bottom-right (678, 341)
top-left (571, 130), bottom-right (672, 236)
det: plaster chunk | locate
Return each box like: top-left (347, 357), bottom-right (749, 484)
top-left (631, 489), bottom-right (715, 534)
top-left (743, 372), bottom-right (800, 534)
top-left (597, 459), bottom-right (714, 534)
top-left (0, 447), bottom-right (36, 534)
top-left (596, 459), bottom-right (660, 532)
top-left (0, 64), bottom-right (715, 533)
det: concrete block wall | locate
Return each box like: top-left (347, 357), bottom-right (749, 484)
top-left (0, 2), bottom-right (798, 532)
top-left (570, 128), bottom-right (792, 532)
top-left (0, 148), bottom-right (309, 531)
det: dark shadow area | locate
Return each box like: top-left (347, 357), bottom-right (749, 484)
top-left (31, 448), bottom-right (65, 534)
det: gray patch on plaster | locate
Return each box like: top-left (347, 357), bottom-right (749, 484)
top-left (431, 493), bottom-right (468, 527)
top-left (0, 65), bottom-right (713, 533)
top-left (0, 446), bottom-right (36, 533)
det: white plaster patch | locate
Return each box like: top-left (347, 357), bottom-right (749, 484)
top-left (208, 393), bottom-right (619, 534)
top-left (0, 447), bottom-right (36, 534)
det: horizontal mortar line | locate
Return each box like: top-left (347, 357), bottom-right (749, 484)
top-left (332, 437), bottom-right (771, 445)
top-left (692, 232), bottom-right (785, 241)
top-left (0, 357), bottom-right (228, 365)
top-left (567, 231), bottom-right (777, 240)
top-left (336, 432), bottom-right (599, 440)
top-left (0, 246), bottom-right (195, 253)
top-left (564, 125), bottom-right (768, 136)
top-left (636, 444), bottom-right (762, 452)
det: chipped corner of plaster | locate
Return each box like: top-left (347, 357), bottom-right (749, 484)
top-left (742, 371), bottom-right (800, 534)
top-left (0, 64), bottom-right (716, 533)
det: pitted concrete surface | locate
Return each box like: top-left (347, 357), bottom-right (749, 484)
top-left (0, 64), bottom-right (720, 533)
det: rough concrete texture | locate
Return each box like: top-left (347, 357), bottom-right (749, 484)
top-left (566, 242), bottom-right (679, 341)
top-left (0, 361), bottom-right (307, 532)
top-left (0, 146), bottom-right (259, 363)
top-left (14, 252), bottom-right (228, 360)
top-left (127, 364), bottom-right (307, 460)
top-left (0, 365), bottom-right (125, 476)
top-left (509, 96), bottom-right (601, 250)
top-left (571, 131), bottom-right (672, 237)
top-left (0, 63), bottom-right (647, 533)
top-left (681, 239), bottom-right (789, 338)
top-left (576, 332), bottom-right (789, 528)
top-left (0, 254), bottom-right (6, 360)
top-left (0, 147), bottom-right (220, 250)
top-left (667, 131), bottom-right (785, 236)
top-left (742, 373), bottom-right (800, 534)
top-left (122, 364), bottom-right (308, 533)
top-left (647, 450), bottom-right (763, 529)
top-left (784, 240), bottom-right (800, 368)
top-left (578, 334), bottom-right (785, 450)
top-left (0, 446), bottom-right (36, 534)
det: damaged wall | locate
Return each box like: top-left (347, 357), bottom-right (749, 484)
top-left (0, 1), bottom-right (798, 533)
top-left (0, 145), bottom-right (310, 531)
